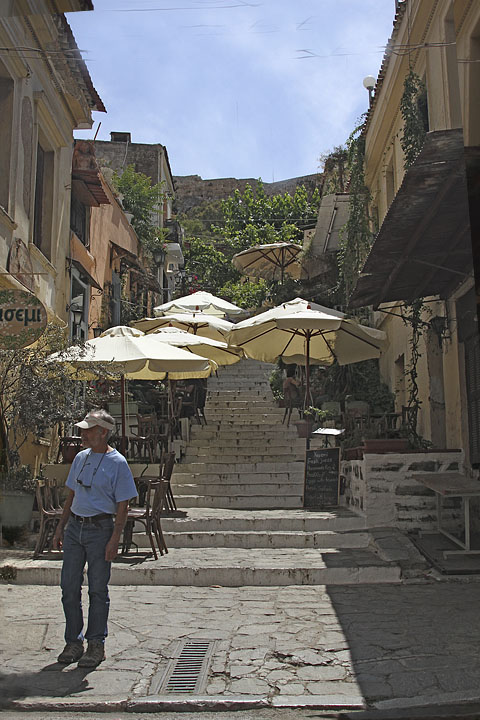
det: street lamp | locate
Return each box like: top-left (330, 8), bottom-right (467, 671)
top-left (363, 75), bottom-right (376, 106)
top-left (66, 302), bottom-right (83, 326)
top-left (152, 247), bottom-right (166, 266)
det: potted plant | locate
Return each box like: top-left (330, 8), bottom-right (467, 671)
top-left (295, 406), bottom-right (334, 438)
top-left (0, 465), bottom-right (36, 529)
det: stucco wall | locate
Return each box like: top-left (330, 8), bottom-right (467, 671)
top-left (342, 450), bottom-right (464, 533)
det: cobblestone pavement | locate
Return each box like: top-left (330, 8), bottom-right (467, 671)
top-left (1, 581), bottom-right (480, 713)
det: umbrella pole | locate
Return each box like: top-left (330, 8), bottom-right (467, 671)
top-left (120, 375), bottom-right (127, 456)
top-left (167, 378), bottom-right (173, 453)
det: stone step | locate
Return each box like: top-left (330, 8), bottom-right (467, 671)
top-left (198, 419), bottom-right (288, 427)
top-left (189, 428), bottom-right (298, 439)
top-left (186, 437), bottom-right (306, 448)
top-left (159, 508), bottom-right (366, 532)
top-left (175, 494), bottom-right (303, 509)
top-left (4, 547), bottom-right (400, 586)
top-left (207, 387), bottom-right (273, 402)
top-left (135, 529), bottom-right (370, 549)
top-left (207, 400), bottom-right (279, 405)
top-left (172, 472), bottom-right (303, 485)
top-left (183, 453), bottom-right (303, 463)
top-left (205, 409), bottom-right (285, 417)
top-left (176, 461), bottom-right (305, 474)
top-left (172, 482), bottom-right (303, 498)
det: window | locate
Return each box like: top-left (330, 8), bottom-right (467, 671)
top-left (111, 271), bottom-right (121, 327)
top-left (457, 289), bottom-right (480, 466)
top-left (33, 140), bottom-right (54, 259)
top-left (385, 157), bottom-right (395, 210)
top-left (0, 61), bottom-right (13, 211)
top-left (394, 354), bottom-right (406, 412)
top-left (70, 269), bottom-right (89, 341)
top-left (70, 193), bottom-right (90, 247)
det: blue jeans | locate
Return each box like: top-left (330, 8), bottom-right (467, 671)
top-left (60, 516), bottom-right (114, 644)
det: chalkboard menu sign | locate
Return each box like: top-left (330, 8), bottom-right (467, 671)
top-left (304, 448), bottom-right (340, 507)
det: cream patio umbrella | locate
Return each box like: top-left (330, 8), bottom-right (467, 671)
top-left (131, 312), bottom-right (233, 342)
top-left (153, 291), bottom-right (244, 318)
top-left (227, 297), bottom-right (386, 406)
top-left (232, 242), bottom-right (309, 283)
top-left (50, 326), bottom-right (214, 451)
top-left (149, 326), bottom-right (244, 366)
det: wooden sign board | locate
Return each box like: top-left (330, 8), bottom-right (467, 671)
top-left (304, 447), bottom-right (340, 507)
top-left (0, 289), bottom-right (47, 349)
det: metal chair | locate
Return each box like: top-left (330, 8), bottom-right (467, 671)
top-left (129, 413), bottom-right (161, 462)
top-left (344, 400), bottom-right (370, 433)
top-left (123, 478), bottom-right (169, 558)
top-left (161, 451), bottom-right (177, 513)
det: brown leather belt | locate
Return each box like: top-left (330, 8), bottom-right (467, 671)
top-left (70, 512), bottom-right (112, 524)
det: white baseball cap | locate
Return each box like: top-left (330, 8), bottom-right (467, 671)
top-left (74, 412), bottom-right (115, 431)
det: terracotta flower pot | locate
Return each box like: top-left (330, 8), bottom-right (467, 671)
top-left (295, 420), bottom-right (313, 438)
top-left (363, 438), bottom-right (409, 453)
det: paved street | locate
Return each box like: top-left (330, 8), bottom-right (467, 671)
top-left (1, 580), bottom-right (480, 714)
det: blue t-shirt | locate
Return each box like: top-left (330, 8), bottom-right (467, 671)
top-left (66, 448), bottom-right (137, 517)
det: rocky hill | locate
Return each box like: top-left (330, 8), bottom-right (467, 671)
top-left (173, 173), bottom-right (323, 215)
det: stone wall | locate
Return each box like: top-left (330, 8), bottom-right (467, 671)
top-left (342, 450), bottom-right (464, 533)
top-left (172, 173), bottom-right (323, 215)
top-left (94, 140), bottom-right (164, 185)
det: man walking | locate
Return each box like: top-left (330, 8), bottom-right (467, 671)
top-left (53, 408), bottom-right (137, 668)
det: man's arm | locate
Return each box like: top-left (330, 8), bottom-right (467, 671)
top-left (105, 500), bottom-right (129, 562)
top-left (52, 489), bottom-right (75, 550)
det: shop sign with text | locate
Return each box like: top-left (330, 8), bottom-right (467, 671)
top-left (0, 290), bottom-right (47, 349)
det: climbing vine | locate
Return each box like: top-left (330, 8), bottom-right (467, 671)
top-left (400, 69), bottom-right (428, 169)
top-left (398, 69), bottom-right (430, 446)
top-left (401, 298), bottom-right (431, 448)
top-left (337, 120), bottom-right (374, 305)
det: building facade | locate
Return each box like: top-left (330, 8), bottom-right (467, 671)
top-left (350, 0), bottom-right (480, 470)
top-left (93, 133), bottom-right (181, 304)
top-left (0, 2), bottom-right (104, 326)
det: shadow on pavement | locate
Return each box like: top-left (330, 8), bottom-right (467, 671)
top-left (0, 662), bottom-right (93, 707)
top-left (325, 583), bottom-right (480, 708)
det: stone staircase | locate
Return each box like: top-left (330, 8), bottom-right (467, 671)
top-left (2, 359), bottom-right (411, 586)
top-left (171, 359), bottom-right (308, 509)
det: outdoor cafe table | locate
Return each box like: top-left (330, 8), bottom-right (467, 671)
top-left (413, 472), bottom-right (480, 556)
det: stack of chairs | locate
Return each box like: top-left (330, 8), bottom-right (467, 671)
top-left (33, 478), bottom-right (64, 558)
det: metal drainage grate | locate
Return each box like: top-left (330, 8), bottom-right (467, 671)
top-left (156, 640), bottom-right (215, 694)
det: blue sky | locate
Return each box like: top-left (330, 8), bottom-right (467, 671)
top-left (69, 1), bottom-right (395, 181)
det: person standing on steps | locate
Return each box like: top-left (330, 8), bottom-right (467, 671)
top-left (52, 408), bottom-right (137, 668)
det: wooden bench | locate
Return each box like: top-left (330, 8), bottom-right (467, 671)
top-left (413, 472), bottom-right (480, 556)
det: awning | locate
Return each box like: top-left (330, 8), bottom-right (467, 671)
top-left (72, 141), bottom-right (110, 206)
top-left (70, 233), bottom-right (102, 291)
top-left (349, 129), bottom-right (474, 309)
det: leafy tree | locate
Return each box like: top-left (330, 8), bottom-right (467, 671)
top-left (336, 121), bottom-right (374, 305)
top-left (400, 69), bottom-right (428, 169)
top-left (0, 325), bottom-right (86, 472)
top-left (180, 181), bottom-right (321, 309)
top-left (112, 164), bottom-right (168, 260)
top-left (319, 145), bottom-right (348, 194)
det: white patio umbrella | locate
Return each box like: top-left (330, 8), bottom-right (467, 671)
top-left (154, 291), bottom-right (244, 318)
top-left (131, 312), bottom-right (233, 343)
top-left (232, 242), bottom-right (309, 283)
top-left (50, 326), bottom-right (214, 451)
top-left (149, 326), bottom-right (243, 366)
top-left (227, 297), bottom-right (386, 406)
